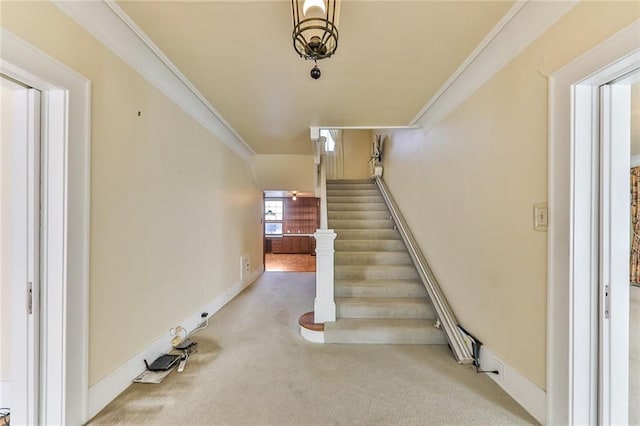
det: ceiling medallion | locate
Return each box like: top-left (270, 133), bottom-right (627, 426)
top-left (291, 0), bottom-right (340, 80)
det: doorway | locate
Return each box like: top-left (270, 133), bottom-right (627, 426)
top-left (263, 191), bottom-right (318, 272)
top-left (1, 30), bottom-right (91, 424)
top-left (548, 22), bottom-right (640, 424)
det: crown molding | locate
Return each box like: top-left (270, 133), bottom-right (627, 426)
top-left (54, 0), bottom-right (255, 162)
top-left (411, 0), bottom-right (578, 131)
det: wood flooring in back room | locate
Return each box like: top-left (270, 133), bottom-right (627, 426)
top-left (265, 253), bottom-right (316, 272)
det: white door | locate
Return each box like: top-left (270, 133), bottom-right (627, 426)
top-left (598, 70), bottom-right (638, 426)
top-left (0, 76), bottom-right (41, 425)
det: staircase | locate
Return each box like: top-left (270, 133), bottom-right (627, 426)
top-left (323, 179), bottom-right (446, 345)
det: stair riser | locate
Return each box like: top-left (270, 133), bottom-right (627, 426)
top-left (325, 329), bottom-right (446, 345)
top-left (336, 302), bottom-right (436, 319)
top-left (328, 219), bottom-right (395, 230)
top-left (327, 196), bottom-right (384, 204)
top-left (335, 265), bottom-right (418, 280)
top-left (335, 240), bottom-right (407, 251)
top-left (335, 283), bottom-right (427, 298)
top-left (335, 252), bottom-right (412, 265)
top-left (327, 189), bottom-right (381, 197)
top-left (328, 211), bottom-right (391, 220)
top-left (327, 179), bottom-right (373, 184)
top-left (335, 230), bottom-right (401, 240)
top-left (328, 203), bottom-right (388, 212)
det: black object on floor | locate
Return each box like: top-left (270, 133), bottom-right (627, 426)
top-left (144, 354), bottom-right (180, 371)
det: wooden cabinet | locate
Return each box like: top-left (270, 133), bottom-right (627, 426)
top-left (264, 197), bottom-right (319, 254)
top-left (283, 197), bottom-right (319, 235)
top-left (271, 236), bottom-right (313, 254)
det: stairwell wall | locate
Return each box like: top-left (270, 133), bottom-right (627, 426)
top-left (342, 130), bottom-right (373, 179)
top-left (1, 2), bottom-right (263, 387)
top-left (380, 2), bottom-right (639, 390)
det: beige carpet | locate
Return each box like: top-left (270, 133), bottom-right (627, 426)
top-left (88, 272), bottom-right (537, 425)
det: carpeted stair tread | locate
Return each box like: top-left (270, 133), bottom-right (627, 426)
top-left (328, 210), bottom-right (391, 220)
top-left (324, 318), bottom-right (447, 344)
top-left (327, 179), bottom-right (374, 184)
top-left (328, 219), bottom-right (395, 229)
top-left (336, 297), bottom-right (436, 319)
top-left (327, 195), bottom-right (385, 204)
top-left (335, 279), bottom-right (427, 297)
top-left (335, 239), bottom-right (407, 252)
top-left (328, 203), bottom-right (388, 212)
top-left (324, 179), bottom-right (444, 345)
top-left (335, 251), bottom-right (412, 265)
top-left (334, 229), bottom-right (402, 240)
top-left (335, 264), bottom-right (419, 280)
top-left (327, 189), bottom-right (381, 197)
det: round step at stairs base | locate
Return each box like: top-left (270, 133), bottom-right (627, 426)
top-left (298, 311), bottom-right (325, 343)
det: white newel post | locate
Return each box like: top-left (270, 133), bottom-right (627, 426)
top-left (314, 229), bottom-right (337, 323)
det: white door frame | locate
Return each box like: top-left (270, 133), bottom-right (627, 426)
top-left (4, 79), bottom-right (41, 426)
top-left (598, 81), bottom-right (632, 425)
top-left (548, 21), bottom-right (639, 425)
top-left (0, 29), bottom-right (91, 424)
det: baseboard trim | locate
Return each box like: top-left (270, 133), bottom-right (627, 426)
top-left (87, 269), bottom-right (262, 420)
top-left (479, 345), bottom-right (546, 424)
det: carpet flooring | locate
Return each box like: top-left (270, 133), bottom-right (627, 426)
top-left (88, 272), bottom-right (537, 425)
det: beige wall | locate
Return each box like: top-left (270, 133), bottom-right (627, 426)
top-left (380, 2), bottom-right (640, 389)
top-left (342, 130), bottom-right (372, 179)
top-left (251, 154), bottom-right (315, 194)
top-left (1, 2), bottom-right (263, 385)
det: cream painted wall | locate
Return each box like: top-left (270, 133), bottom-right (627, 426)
top-left (1, 2), bottom-right (263, 385)
top-left (380, 2), bottom-right (640, 389)
top-left (0, 82), bottom-right (15, 382)
top-left (342, 130), bottom-right (372, 180)
top-left (251, 154), bottom-right (315, 193)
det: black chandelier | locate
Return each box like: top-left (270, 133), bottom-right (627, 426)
top-left (291, 0), bottom-right (340, 80)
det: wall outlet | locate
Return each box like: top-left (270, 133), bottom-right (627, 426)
top-left (240, 255), bottom-right (250, 281)
top-left (533, 203), bottom-right (548, 231)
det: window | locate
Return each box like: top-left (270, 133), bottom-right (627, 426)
top-left (264, 199), bottom-right (283, 235)
top-left (320, 129), bottom-right (335, 152)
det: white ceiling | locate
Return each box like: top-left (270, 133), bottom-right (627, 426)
top-left (117, 1), bottom-right (515, 155)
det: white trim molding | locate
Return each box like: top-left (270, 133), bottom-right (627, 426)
top-left (479, 346), bottom-right (546, 424)
top-left (299, 327), bottom-right (325, 344)
top-left (313, 229), bottom-right (337, 323)
top-left (54, 0), bottom-right (255, 162)
top-left (548, 20), bottom-right (640, 426)
top-left (411, 0), bottom-right (577, 131)
top-left (1, 29), bottom-right (91, 425)
top-left (87, 269), bottom-right (262, 420)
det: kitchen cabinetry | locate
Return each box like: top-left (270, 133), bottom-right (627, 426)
top-left (283, 197), bottom-right (319, 235)
top-left (264, 197), bottom-right (319, 254)
top-left (271, 236), bottom-right (314, 254)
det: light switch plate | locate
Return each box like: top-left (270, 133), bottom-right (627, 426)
top-left (534, 203), bottom-right (548, 231)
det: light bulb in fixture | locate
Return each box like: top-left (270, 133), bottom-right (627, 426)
top-left (303, 0), bottom-right (326, 16)
top-left (292, 192), bottom-right (297, 201)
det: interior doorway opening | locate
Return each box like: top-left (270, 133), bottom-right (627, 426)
top-left (263, 191), bottom-right (319, 272)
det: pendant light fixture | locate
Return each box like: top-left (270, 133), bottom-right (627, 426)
top-left (291, 0), bottom-right (340, 79)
